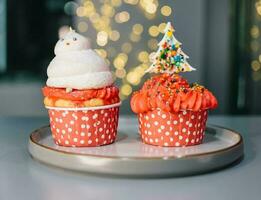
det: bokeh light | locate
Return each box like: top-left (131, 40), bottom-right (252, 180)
top-left (138, 51), bottom-right (149, 63)
top-left (127, 71), bottom-right (141, 85)
top-left (124, 0), bottom-right (139, 5)
top-left (101, 4), bottom-right (115, 17)
top-left (121, 84), bottom-right (132, 96)
top-left (115, 11), bottom-right (130, 23)
top-left (160, 5), bottom-right (172, 16)
top-left (251, 60), bottom-right (261, 71)
top-left (251, 25), bottom-right (260, 38)
top-left (256, 1), bottom-right (261, 16)
top-left (132, 24), bottom-right (144, 35)
top-left (115, 69), bottom-right (126, 78)
top-left (78, 21), bottom-right (88, 32)
top-left (111, 0), bottom-right (122, 7)
top-left (109, 30), bottom-right (120, 41)
top-left (158, 22), bottom-right (167, 33)
top-left (113, 53), bottom-right (128, 69)
top-left (97, 31), bottom-right (108, 46)
top-left (148, 25), bottom-right (159, 37)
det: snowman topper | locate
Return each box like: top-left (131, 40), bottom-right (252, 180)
top-left (146, 22), bottom-right (195, 74)
top-left (54, 28), bottom-right (90, 55)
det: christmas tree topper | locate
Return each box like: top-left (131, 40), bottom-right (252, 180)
top-left (146, 22), bottom-right (195, 74)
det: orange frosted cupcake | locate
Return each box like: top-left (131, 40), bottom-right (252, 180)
top-left (130, 22), bottom-right (217, 147)
top-left (131, 74), bottom-right (217, 147)
top-left (42, 29), bottom-right (120, 147)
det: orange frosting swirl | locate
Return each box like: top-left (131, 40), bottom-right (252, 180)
top-left (42, 85), bottom-right (119, 103)
top-left (131, 74), bottom-right (218, 114)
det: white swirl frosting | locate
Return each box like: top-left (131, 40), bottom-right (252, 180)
top-left (46, 30), bottom-right (113, 90)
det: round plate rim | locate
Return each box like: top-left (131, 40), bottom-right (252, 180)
top-left (29, 124), bottom-right (243, 160)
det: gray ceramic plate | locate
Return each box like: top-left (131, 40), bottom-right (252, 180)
top-left (28, 125), bottom-right (243, 177)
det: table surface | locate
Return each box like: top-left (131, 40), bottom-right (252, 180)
top-left (0, 116), bottom-right (260, 200)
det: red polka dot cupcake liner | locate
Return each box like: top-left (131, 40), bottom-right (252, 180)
top-left (46, 102), bottom-right (121, 147)
top-left (138, 109), bottom-right (208, 147)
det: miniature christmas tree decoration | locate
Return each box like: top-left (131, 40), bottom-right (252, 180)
top-left (146, 22), bottom-right (196, 74)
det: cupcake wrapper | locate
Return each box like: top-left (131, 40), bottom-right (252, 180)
top-left (138, 109), bottom-right (208, 147)
top-left (47, 104), bottom-right (120, 147)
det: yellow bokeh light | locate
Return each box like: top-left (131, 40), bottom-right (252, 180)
top-left (130, 33), bottom-right (141, 42)
top-left (121, 42), bottom-right (132, 53)
top-left (90, 13), bottom-right (100, 23)
top-left (93, 16), bottom-right (111, 32)
top-left (251, 26), bottom-right (259, 38)
top-left (97, 31), bottom-right (108, 46)
top-left (118, 53), bottom-right (128, 63)
top-left (78, 21), bottom-right (88, 32)
top-left (101, 4), bottom-right (115, 17)
top-left (144, 12), bottom-right (156, 20)
top-left (132, 24), bottom-right (144, 35)
top-left (138, 51), bottom-right (149, 63)
top-left (256, 1), bottom-right (261, 16)
top-left (251, 60), bottom-right (261, 71)
top-left (158, 22), bottom-right (167, 33)
top-left (115, 11), bottom-right (130, 23)
top-left (97, 40), bottom-right (108, 46)
top-left (121, 84), bottom-right (132, 96)
top-left (95, 49), bottom-right (107, 58)
top-left (139, 0), bottom-right (158, 18)
top-left (109, 30), bottom-right (120, 41)
top-left (76, 7), bottom-right (87, 17)
top-left (113, 58), bottom-right (125, 69)
top-left (160, 5), bottom-right (172, 16)
top-left (134, 66), bottom-right (145, 77)
top-left (124, 0), bottom-right (139, 5)
top-left (115, 69), bottom-right (126, 78)
top-left (148, 38), bottom-right (158, 50)
top-left (148, 25), bottom-right (159, 37)
top-left (83, 1), bottom-right (95, 17)
top-left (111, 0), bottom-right (122, 7)
top-left (140, 63), bottom-right (149, 70)
top-left (113, 53), bottom-right (128, 69)
top-left (127, 71), bottom-right (141, 85)
top-left (145, 3), bottom-right (157, 14)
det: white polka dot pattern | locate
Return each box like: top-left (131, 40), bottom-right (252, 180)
top-left (138, 109), bottom-right (208, 147)
top-left (48, 107), bottom-right (119, 147)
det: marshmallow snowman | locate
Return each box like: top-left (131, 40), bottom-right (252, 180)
top-left (54, 30), bottom-right (90, 55)
top-left (46, 29), bottom-right (113, 90)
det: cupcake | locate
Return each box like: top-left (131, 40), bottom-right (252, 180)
top-left (130, 22), bottom-right (217, 147)
top-left (42, 29), bottom-right (120, 147)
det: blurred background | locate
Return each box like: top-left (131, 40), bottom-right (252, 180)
top-left (0, 0), bottom-right (260, 116)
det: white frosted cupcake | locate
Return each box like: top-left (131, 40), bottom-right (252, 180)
top-left (42, 29), bottom-right (120, 147)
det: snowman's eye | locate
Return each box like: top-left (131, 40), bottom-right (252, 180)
top-left (73, 37), bottom-right (77, 41)
top-left (60, 38), bottom-right (64, 41)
